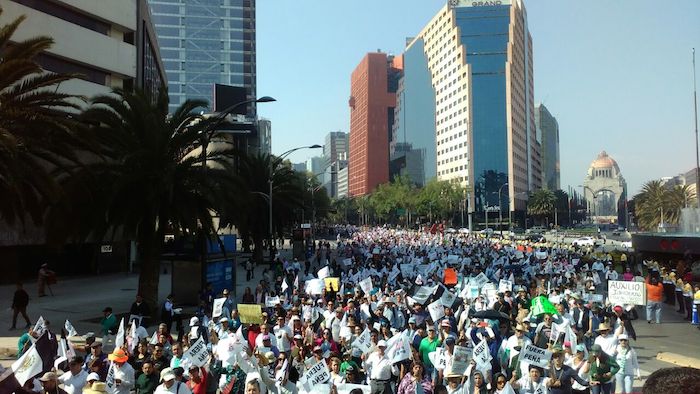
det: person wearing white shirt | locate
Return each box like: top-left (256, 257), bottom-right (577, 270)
top-left (511, 364), bottom-right (552, 394)
top-left (593, 322), bottom-right (622, 357)
top-left (363, 340), bottom-right (397, 394)
top-left (59, 357), bottom-right (88, 394)
top-left (108, 349), bottom-right (135, 394)
top-left (154, 369), bottom-right (192, 394)
top-left (255, 324), bottom-right (278, 349)
top-left (273, 317), bottom-right (292, 352)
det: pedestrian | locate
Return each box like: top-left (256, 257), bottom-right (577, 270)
top-left (645, 273), bottom-right (664, 324)
top-left (246, 259), bottom-right (254, 281)
top-left (10, 282), bottom-right (31, 330)
top-left (614, 334), bottom-right (640, 394)
top-left (37, 263), bottom-right (55, 297)
top-left (100, 307), bottom-right (117, 336)
top-left (588, 344), bottom-right (619, 394)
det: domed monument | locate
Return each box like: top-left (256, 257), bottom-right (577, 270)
top-left (583, 151), bottom-right (627, 225)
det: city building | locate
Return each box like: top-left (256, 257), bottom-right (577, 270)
top-left (148, 0), bottom-right (256, 114)
top-left (292, 162), bottom-right (307, 173)
top-left (2, 0), bottom-right (166, 102)
top-left (390, 142), bottom-right (426, 186)
top-left (348, 52), bottom-right (402, 196)
top-left (306, 156), bottom-right (325, 177)
top-left (322, 157), bottom-right (348, 199)
top-left (535, 104), bottom-right (560, 190)
top-left (255, 118), bottom-right (271, 155)
top-left (337, 167), bottom-right (349, 199)
top-left (583, 151), bottom-right (627, 225)
top-left (324, 131), bottom-right (349, 168)
top-left (394, 0), bottom-right (541, 226)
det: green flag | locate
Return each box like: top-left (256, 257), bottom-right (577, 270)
top-left (530, 295), bottom-right (558, 316)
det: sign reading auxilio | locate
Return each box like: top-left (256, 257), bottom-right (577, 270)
top-left (608, 280), bottom-right (646, 305)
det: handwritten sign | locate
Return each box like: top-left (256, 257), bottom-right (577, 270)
top-left (181, 337), bottom-right (208, 367)
top-left (519, 343), bottom-right (552, 368)
top-left (302, 359), bottom-right (330, 386)
top-left (212, 297), bottom-right (226, 318)
top-left (608, 280), bottom-right (646, 305)
top-left (238, 304), bottom-right (263, 324)
top-left (472, 339), bottom-right (492, 369)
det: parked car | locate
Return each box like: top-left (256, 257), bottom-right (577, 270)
top-left (527, 234), bottom-right (546, 243)
top-left (572, 236), bottom-right (596, 246)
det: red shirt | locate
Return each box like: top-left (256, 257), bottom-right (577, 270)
top-left (186, 367), bottom-right (207, 394)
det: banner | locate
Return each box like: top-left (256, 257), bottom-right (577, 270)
top-left (302, 359), bottom-right (330, 386)
top-left (105, 363), bottom-right (115, 390)
top-left (180, 337), bottom-right (209, 368)
top-left (359, 277), bottom-right (373, 294)
top-left (12, 344), bottom-right (43, 386)
top-left (265, 296), bottom-right (281, 308)
top-left (336, 384), bottom-right (371, 394)
top-left (472, 339), bottom-right (492, 369)
top-left (429, 347), bottom-right (447, 371)
top-left (519, 343), bottom-right (552, 368)
top-left (498, 279), bottom-right (513, 293)
top-left (212, 298), bottom-right (226, 318)
top-left (324, 277), bottom-right (340, 292)
top-left (342, 258), bottom-right (353, 266)
top-left (238, 304), bottom-right (263, 324)
top-left (608, 280), bottom-right (646, 305)
top-left (427, 300), bottom-right (445, 322)
top-left (352, 328), bottom-right (372, 354)
top-left (450, 345), bottom-right (470, 375)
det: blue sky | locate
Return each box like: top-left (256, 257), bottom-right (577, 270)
top-left (256, 0), bottom-right (700, 196)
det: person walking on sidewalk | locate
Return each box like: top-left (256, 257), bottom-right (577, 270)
top-left (37, 263), bottom-right (56, 297)
top-left (245, 259), bottom-right (254, 281)
top-left (10, 282), bottom-right (31, 330)
top-left (645, 272), bottom-right (664, 324)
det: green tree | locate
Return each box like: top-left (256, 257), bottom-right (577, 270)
top-left (0, 8), bottom-right (83, 225)
top-left (415, 179), bottom-right (464, 223)
top-left (633, 181), bottom-right (695, 231)
top-left (48, 88), bottom-right (236, 306)
top-left (527, 189), bottom-right (556, 225)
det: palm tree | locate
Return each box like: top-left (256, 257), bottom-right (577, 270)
top-left (634, 181), bottom-right (696, 231)
top-left (0, 7), bottom-right (82, 225)
top-left (47, 88), bottom-right (236, 306)
top-left (527, 189), bottom-right (556, 225)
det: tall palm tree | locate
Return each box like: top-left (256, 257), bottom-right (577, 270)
top-left (0, 7), bottom-right (82, 225)
top-left (527, 189), bottom-right (556, 225)
top-left (47, 88), bottom-right (237, 306)
top-left (634, 181), bottom-right (696, 231)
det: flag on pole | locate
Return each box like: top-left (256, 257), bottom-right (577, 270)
top-left (114, 318), bottom-right (125, 350)
top-left (149, 330), bottom-right (158, 345)
top-left (11, 344), bottom-right (43, 387)
top-left (32, 316), bottom-right (46, 337)
top-left (281, 278), bottom-right (289, 293)
top-left (64, 320), bottom-right (78, 337)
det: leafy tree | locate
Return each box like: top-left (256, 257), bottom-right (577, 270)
top-left (633, 181), bottom-right (696, 231)
top-left (527, 189), bottom-right (556, 225)
top-left (0, 8), bottom-right (83, 225)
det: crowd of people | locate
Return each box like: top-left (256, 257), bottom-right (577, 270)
top-left (6, 227), bottom-right (700, 394)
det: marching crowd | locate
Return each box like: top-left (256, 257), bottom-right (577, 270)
top-left (6, 227), bottom-right (700, 394)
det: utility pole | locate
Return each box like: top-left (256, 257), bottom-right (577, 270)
top-left (693, 48), bottom-right (699, 208)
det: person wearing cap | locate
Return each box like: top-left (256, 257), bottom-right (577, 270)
top-left (549, 347), bottom-right (590, 394)
top-left (588, 344), bottom-right (619, 394)
top-left (188, 316), bottom-right (208, 343)
top-left (58, 356), bottom-right (88, 394)
top-left (363, 339), bottom-right (397, 394)
top-left (83, 341), bottom-right (107, 378)
top-left (419, 325), bottom-right (441, 373)
top-left (135, 361), bottom-right (159, 394)
top-left (565, 344), bottom-right (591, 394)
top-left (593, 322), bottom-right (622, 357)
top-left (608, 305), bottom-right (637, 341)
top-left (108, 348), bottom-right (135, 394)
top-left (99, 307), bottom-right (117, 337)
top-left (613, 334), bottom-right (640, 394)
top-left (39, 372), bottom-right (67, 394)
top-left (154, 368), bottom-right (191, 394)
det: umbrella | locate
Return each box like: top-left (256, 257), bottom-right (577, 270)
top-left (471, 309), bottom-right (512, 321)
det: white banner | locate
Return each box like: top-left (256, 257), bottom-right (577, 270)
top-left (385, 332), bottom-right (411, 363)
top-left (32, 316), bottom-right (46, 337)
top-left (583, 293), bottom-right (604, 303)
top-left (519, 343), bottom-right (552, 368)
top-left (608, 280), bottom-right (647, 305)
top-left (105, 363), bottom-right (116, 390)
top-left (265, 296), bottom-right (281, 308)
top-left (498, 279), bottom-right (513, 293)
top-left (342, 258), bottom-right (353, 266)
top-left (472, 339), bottom-right (492, 369)
top-left (180, 337), bottom-right (209, 368)
top-left (427, 300), bottom-right (445, 322)
top-left (212, 298), bottom-right (226, 318)
top-left (359, 277), bottom-right (373, 294)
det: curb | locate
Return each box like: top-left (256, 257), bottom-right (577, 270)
top-left (657, 352), bottom-right (700, 368)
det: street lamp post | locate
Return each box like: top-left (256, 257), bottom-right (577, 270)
top-left (498, 182), bottom-right (509, 234)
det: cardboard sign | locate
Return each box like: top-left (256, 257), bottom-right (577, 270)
top-left (608, 280), bottom-right (647, 305)
top-left (451, 345), bottom-right (470, 375)
top-left (440, 289), bottom-right (457, 307)
top-left (352, 328), bottom-right (372, 354)
top-left (212, 297), bottom-right (226, 318)
top-left (498, 279), bottom-right (513, 293)
top-left (324, 277), bottom-right (340, 292)
top-left (429, 347), bottom-right (447, 371)
top-left (472, 339), bottom-right (492, 369)
top-left (302, 359), bottom-right (330, 386)
top-left (238, 304), bottom-right (263, 324)
top-left (519, 343), bottom-right (552, 368)
top-left (180, 337), bottom-right (209, 368)
top-left (427, 299), bottom-right (446, 322)
top-left (359, 277), bottom-right (373, 294)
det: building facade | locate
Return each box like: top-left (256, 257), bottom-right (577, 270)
top-left (348, 52), bottom-right (402, 196)
top-left (535, 104), bottom-right (560, 190)
top-left (306, 156), bottom-right (325, 177)
top-left (395, 0), bottom-right (541, 226)
top-left (148, 0), bottom-right (256, 114)
top-left (337, 167), bottom-right (349, 199)
top-left (324, 131), bottom-right (349, 168)
top-left (583, 151), bottom-right (627, 225)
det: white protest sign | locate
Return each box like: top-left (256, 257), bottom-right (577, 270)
top-left (498, 279), bottom-right (513, 293)
top-left (608, 280), bottom-right (647, 305)
top-left (583, 293), bottom-right (604, 303)
top-left (535, 251), bottom-right (548, 260)
top-left (212, 297), bottom-right (226, 318)
top-left (427, 299), bottom-right (446, 322)
top-left (352, 328), bottom-right (372, 354)
top-left (302, 359), bottom-right (330, 386)
top-left (359, 277), bottom-right (373, 294)
top-left (385, 332), bottom-right (411, 363)
top-left (450, 345), bottom-right (470, 375)
top-left (180, 337), bottom-right (209, 368)
top-left (519, 343), bottom-right (552, 368)
top-left (305, 279), bottom-right (324, 295)
top-left (472, 339), bottom-right (492, 369)
top-left (105, 363), bottom-right (116, 390)
top-left (429, 347), bottom-right (447, 371)
top-left (440, 289), bottom-right (457, 307)
top-left (317, 266), bottom-right (330, 279)
top-left (32, 316), bottom-right (46, 336)
top-left (265, 296), bottom-right (281, 308)
top-left (412, 286), bottom-right (434, 305)
top-left (64, 320), bottom-right (78, 337)
top-left (472, 273), bottom-right (490, 288)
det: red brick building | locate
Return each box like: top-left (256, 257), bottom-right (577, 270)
top-left (348, 52), bottom-right (401, 196)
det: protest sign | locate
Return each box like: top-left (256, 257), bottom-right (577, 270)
top-left (352, 328), bottom-right (372, 354)
top-left (412, 286), bottom-right (434, 305)
top-left (64, 320), bottom-right (78, 337)
top-left (32, 316), bottom-right (46, 336)
top-left (450, 345), bottom-right (470, 375)
top-left (472, 339), bottom-right (492, 369)
top-left (105, 363), bottom-right (115, 390)
top-left (317, 266), bottom-right (330, 279)
top-left (336, 384), bottom-right (371, 394)
top-left (238, 304), bottom-right (263, 324)
top-left (519, 343), bottom-right (552, 368)
top-left (265, 296), bottom-right (281, 308)
top-left (608, 280), bottom-right (646, 305)
top-left (440, 289), bottom-right (457, 307)
top-left (583, 293), bottom-right (604, 303)
top-left (359, 277), bottom-right (373, 294)
top-left (444, 268), bottom-right (458, 285)
top-left (305, 279), bottom-right (324, 295)
top-left (498, 279), bottom-right (513, 293)
top-left (324, 277), bottom-right (340, 292)
top-left (535, 251), bottom-right (548, 260)
top-left (181, 337), bottom-right (209, 368)
top-left (385, 332), bottom-right (411, 363)
top-left (212, 297), bottom-right (226, 318)
top-left (429, 347), bottom-right (447, 371)
top-left (472, 272), bottom-right (490, 288)
top-left (302, 359), bottom-right (330, 386)
top-left (427, 300), bottom-right (445, 322)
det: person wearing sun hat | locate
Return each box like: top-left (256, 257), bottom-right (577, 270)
top-left (39, 372), bottom-right (68, 394)
top-left (108, 348), bottom-right (135, 394)
top-left (82, 382), bottom-right (109, 394)
top-left (154, 368), bottom-right (189, 394)
top-left (593, 322), bottom-right (622, 357)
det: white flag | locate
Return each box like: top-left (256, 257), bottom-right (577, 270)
top-left (12, 344), bottom-right (43, 386)
top-left (500, 382), bottom-right (517, 394)
top-left (32, 316), bottom-right (46, 336)
top-left (281, 278), bottom-right (289, 293)
top-left (149, 330), bottom-right (158, 345)
top-left (114, 318), bottom-right (125, 349)
top-left (64, 320), bottom-right (78, 337)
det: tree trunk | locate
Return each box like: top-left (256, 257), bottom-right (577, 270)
top-left (137, 222), bottom-right (165, 310)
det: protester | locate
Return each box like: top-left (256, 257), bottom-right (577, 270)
top-left (57, 357), bottom-right (88, 394)
top-left (38, 372), bottom-right (67, 394)
top-left (135, 361), bottom-right (159, 394)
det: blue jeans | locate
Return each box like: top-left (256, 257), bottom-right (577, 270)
top-left (591, 381), bottom-right (614, 394)
top-left (646, 301), bottom-right (662, 323)
top-left (616, 373), bottom-right (634, 393)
